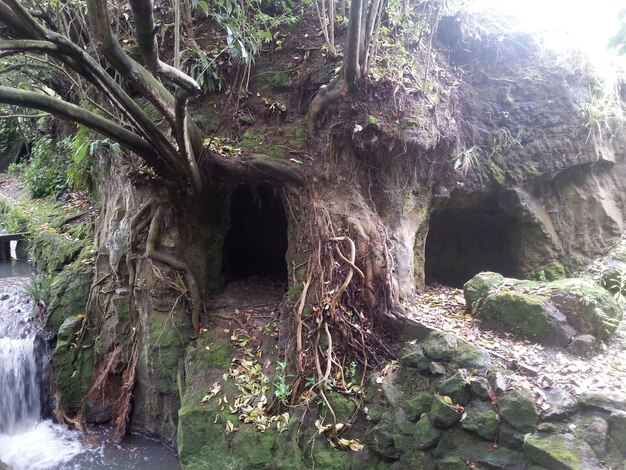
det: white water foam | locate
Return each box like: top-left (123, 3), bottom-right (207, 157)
top-left (0, 420), bottom-right (85, 470)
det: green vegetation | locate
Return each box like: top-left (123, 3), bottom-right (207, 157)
top-left (452, 145), bottom-right (481, 177)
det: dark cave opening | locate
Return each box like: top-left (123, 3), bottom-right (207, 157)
top-left (425, 202), bottom-right (520, 288)
top-left (222, 185), bottom-right (288, 283)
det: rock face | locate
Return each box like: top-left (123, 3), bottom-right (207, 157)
top-left (32, 5), bottom-right (626, 469)
top-left (464, 272), bottom-right (622, 350)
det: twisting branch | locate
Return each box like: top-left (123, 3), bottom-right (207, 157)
top-left (0, 85), bottom-right (157, 158)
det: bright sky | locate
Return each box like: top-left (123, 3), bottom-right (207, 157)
top-left (468, 0), bottom-right (626, 59)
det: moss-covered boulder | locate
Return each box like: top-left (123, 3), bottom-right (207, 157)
top-left (465, 273), bottom-right (622, 348)
top-left (498, 389), bottom-right (538, 433)
top-left (400, 348), bottom-right (430, 373)
top-left (548, 278), bottom-right (622, 341)
top-left (429, 395), bottom-right (461, 428)
top-left (422, 332), bottom-right (459, 361)
top-left (414, 416), bottom-right (441, 449)
top-left (523, 433), bottom-right (601, 470)
top-left (365, 424), bottom-right (403, 461)
top-left (464, 271), bottom-right (504, 309)
top-left (461, 400), bottom-right (499, 440)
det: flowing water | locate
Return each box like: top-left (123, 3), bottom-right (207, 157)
top-left (0, 261), bottom-right (180, 470)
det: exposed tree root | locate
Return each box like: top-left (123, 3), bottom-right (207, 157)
top-left (286, 189), bottom-right (399, 436)
top-left (112, 327), bottom-right (139, 441)
top-left (145, 203), bottom-right (202, 333)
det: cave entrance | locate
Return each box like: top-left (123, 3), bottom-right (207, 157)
top-left (222, 185), bottom-right (288, 283)
top-left (425, 197), bottom-right (520, 288)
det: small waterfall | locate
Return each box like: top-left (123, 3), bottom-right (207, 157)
top-left (0, 277), bottom-right (85, 470)
top-left (0, 337), bottom-right (41, 434)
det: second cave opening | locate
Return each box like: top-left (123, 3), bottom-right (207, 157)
top-left (424, 199), bottom-right (521, 288)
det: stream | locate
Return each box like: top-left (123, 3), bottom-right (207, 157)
top-left (0, 259), bottom-right (181, 470)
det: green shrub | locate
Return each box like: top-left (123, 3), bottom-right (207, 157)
top-left (22, 137), bottom-right (70, 198)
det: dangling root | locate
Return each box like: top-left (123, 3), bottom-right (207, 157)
top-left (288, 197), bottom-right (398, 434)
top-left (112, 327), bottom-right (139, 441)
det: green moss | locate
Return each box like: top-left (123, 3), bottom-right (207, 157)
top-left (187, 331), bottom-right (234, 370)
top-left (0, 200), bottom-right (29, 232)
top-left (52, 317), bottom-right (95, 411)
top-left (148, 308), bottom-right (195, 394)
top-left (478, 291), bottom-right (550, 339)
top-left (498, 389), bottom-right (538, 433)
top-left (230, 426), bottom-right (277, 469)
top-left (326, 393), bottom-right (358, 424)
top-left (46, 259), bottom-right (93, 333)
top-left (253, 68), bottom-right (293, 93)
top-left (526, 262), bottom-right (566, 281)
top-left (284, 124), bottom-right (307, 149)
top-left (286, 282), bottom-right (304, 298)
top-left (463, 272), bottom-right (505, 309)
top-left (523, 433), bottom-right (598, 470)
top-left (309, 440), bottom-right (355, 470)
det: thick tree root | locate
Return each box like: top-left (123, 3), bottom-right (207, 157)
top-left (145, 204), bottom-right (202, 333)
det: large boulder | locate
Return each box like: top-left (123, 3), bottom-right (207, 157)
top-left (464, 273), bottom-right (623, 349)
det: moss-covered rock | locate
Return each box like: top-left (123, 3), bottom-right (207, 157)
top-left (434, 427), bottom-right (526, 469)
top-left (365, 424), bottom-right (402, 461)
top-left (577, 391), bottom-right (626, 413)
top-left (420, 331), bottom-right (491, 372)
top-left (414, 415), bottom-right (441, 449)
top-left (29, 230), bottom-right (85, 272)
top-left (527, 262), bottom-right (566, 282)
top-left (422, 332), bottom-right (459, 361)
top-left (463, 272), bottom-right (504, 309)
top-left (478, 291), bottom-right (556, 340)
top-left (548, 278), bottom-right (622, 341)
top-left (523, 433), bottom-right (601, 470)
top-left (470, 377), bottom-right (490, 400)
top-left (571, 413), bottom-right (608, 452)
top-left (400, 348), bottom-right (430, 373)
top-left (541, 388), bottom-right (577, 421)
top-left (436, 456), bottom-right (470, 469)
top-left (429, 395), bottom-right (461, 428)
top-left (498, 389), bottom-right (538, 433)
top-left (466, 273), bottom-right (623, 348)
top-left (461, 400), bottom-right (499, 440)
top-left (437, 372), bottom-right (471, 405)
top-left (609, 410), bottom-right (626, 455)
top-left (402, 391), bottom-right (433, 422)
